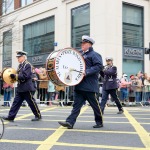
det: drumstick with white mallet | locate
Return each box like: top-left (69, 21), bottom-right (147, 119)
top-left (69, 68), bottom-right (85, 76)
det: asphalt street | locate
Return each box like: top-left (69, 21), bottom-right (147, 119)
top-left (0, 105), bottom-right (150, 150)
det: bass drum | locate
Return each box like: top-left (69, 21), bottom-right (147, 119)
top-left (46, 48), bottom-right (85, 86)
top-left (1, 68), bottom-right (17, 84)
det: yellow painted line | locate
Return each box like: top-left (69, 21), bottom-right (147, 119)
top-left (2, 107), bottom-right (57, 126)
top-left (15, 107), bottom-right (57, 121)
top-left (79, 116), bottom-right (126, 119)
top-left (70, 129), bottom-right (137, 135)
top-left (124, 109), bottom-right (150, 148)
top-left (55, 142), bottom-right (146, 150)
top-left (0, 139), bottom-right (146, 150)
top-left (135, 117), bottom-right (150, 120)
top-left (13, 114), bottom-right (126, 119)
top-left (36, 106), bottom-right (89, 150)
top-left (128, 110), bottom-right (150, 112)
top-left (0, 109), bottom-right (10, 112)
top-left (140, 123), bottom-right (150, 125)
top-left (0, 113), bottom-right (24, 116)
top-left (7, 127), bottom-right (57, 131)
top-left (19, 119), bottom-right (130, 124)
top-left (129, 114), bottom-right (150, 116)
top-left (7, 127), bottom-right (137, 135)
top-left (0, 139), bottom-right (42, 145)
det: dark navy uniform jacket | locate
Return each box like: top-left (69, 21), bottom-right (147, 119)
top-left (75, 47), bottom-right (103, 93)
top-left (17, 60), bottom-right (35, 92)
top-left (100, 65), bottom-right (118, 90)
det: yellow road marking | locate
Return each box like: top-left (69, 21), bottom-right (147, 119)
top-left (36, 106), bottom-right (89, 150)
top-left (128, 110), bottom-right (150, 112)
top-left (0, 109), bottom-right (10, 112)
top-left (15, 107), bottom-right (57, 121)
top-left (129, 114), bottom-right (150, 116)
top-left (124, 109), bottom-right (150, 148)
top-left (0, 139), bottom-right (42, 145)
top-left (140, 123), bottom-right (150, 125)
top-left (20, 119), bottom-right (130, 124)
top-left (7, 127), bottom-right (137, 135)
top-left (0, 140), bottom-right (146, 149)
top-left (79, 115), bottom-right (126, 118)
top-left (55, 142), bottom-right (146, 150)
top-left (32, 114), bottom-right (126, 119)
top-left (135, 117), bottom-right (150, 120)
top-left (2, 107), bottom-right (57, 126)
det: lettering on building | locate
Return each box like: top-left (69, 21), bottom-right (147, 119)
top-left (123, 47), bottom-right (144, 59)
top-left (3, 60), bottom-right (11, 67)
top-left (32, 56), bottom-right (43, 64)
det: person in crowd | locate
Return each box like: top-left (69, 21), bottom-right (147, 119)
top-left (0, 72), bottom-right (4, 96)
top-left (2, 82), bottom-right (13, 106)
top-left (38, 68), bottom-right (48, 106)
top-left (55, 85), bottom-right (65, 106)
top-left (143, 73), bottom-right (150, 103)
top-left (31, 67), bottom-right (38, 96)
top-left (58, 35), bottom-right (103, 129)
top-left (2, 50), bottom-right (41, 121)
top-left (119, 74), bottom-right (131, 105)
top-left (47, 80), bottom-right (55, 106)
top-left (35, 68), bottom-right (41, 100)
top-left (135, 73), bottom-right (143, 103)
top-left (100, 57), bottom-right (123, 114)
top-left (128, 75), bottom-right (137, 106)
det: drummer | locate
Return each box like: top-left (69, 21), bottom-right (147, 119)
top-left (58, 35), bottom-right (103, 129)
top-left (3, 50), bottom-right (41, 122)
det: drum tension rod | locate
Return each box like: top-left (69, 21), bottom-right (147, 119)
top-left (70, 69), bottom-right (84, 74)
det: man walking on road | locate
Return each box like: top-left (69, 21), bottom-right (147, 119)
top-left (100, 57), bottom-right (124, 114)
top-left (58, 35), bottom-right (103, 129)
top-left (3, 50), bottom-right (41, 122)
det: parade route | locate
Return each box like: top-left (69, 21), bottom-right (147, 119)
top-left (0, 106), bottom-right (150, 150)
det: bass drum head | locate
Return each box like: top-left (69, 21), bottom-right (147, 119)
top-left (52, 48), bottom-right (85, 86)
top-left (2, 68), bottom-right (17, 84)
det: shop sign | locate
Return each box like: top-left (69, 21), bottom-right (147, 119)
top-left (3, 60), bottom-right (12, 68)
top-left (123, 47), bottom-right (144, 60)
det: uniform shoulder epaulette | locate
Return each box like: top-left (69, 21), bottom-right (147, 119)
top-left (24, 61), bottom-right (32, 68)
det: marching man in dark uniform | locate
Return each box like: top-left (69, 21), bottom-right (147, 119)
top-left (100, 57), bottom-right (124, 114)
top-left (3, 51), bottom-right (41, 121)
top-left (58, 35), bottom-right (103, 129)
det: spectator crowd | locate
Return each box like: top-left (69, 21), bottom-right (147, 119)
top-left (0, 67), bottom-right (66, 107)
top-left (0, 68), bottom-right (150, 107)
top-left (115, 71), bottom-right (150, 106)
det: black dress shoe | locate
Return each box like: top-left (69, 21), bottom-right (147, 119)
top-left (2, 116), bottom-right (14, 122)
top-left (58, 121), bottom-right (73, 129)
top-left (31, 116), bottom-right (42, 121)
top-left (117, 110), bottom-right (124, 114)
top-left (93, 124), bottom-right (103, 128)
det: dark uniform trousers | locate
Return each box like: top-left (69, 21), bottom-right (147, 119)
top-left (100, 89), bottom-right (123, 113)
top-left (66, 91), bottom-right (103, 126)
top-left (8, 91), bottom-right (41, 119)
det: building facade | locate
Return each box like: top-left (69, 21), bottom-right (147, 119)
top-left (0, 0), bottom-right (150, 77)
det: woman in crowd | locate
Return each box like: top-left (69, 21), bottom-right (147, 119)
top-left (0, 72), bottom-right (4, 96)
top-left (135, 73), bottom-right (143, 103)
top-left (31, 67), bottom-right (38, 96)
top-left (38, 68), bottom-right (48, 106)
top-left (3, 82), bottom-right (13, 106)
top-left (128, 75), bottom-right (137, 105)
top-left (119, 74), bottom-right (131, 105)
top-left (143, 73), bottom-right (150, 103)
top-left (47, 80), bottom-right (55, 106)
